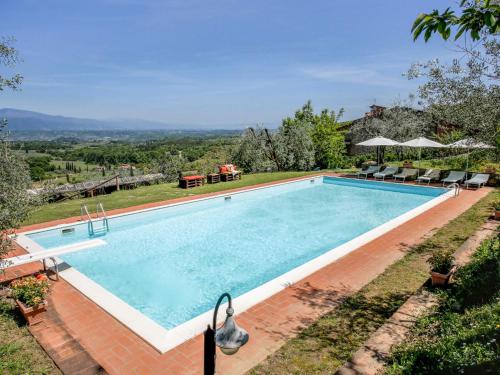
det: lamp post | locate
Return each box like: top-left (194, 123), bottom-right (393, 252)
top-left (204, 292), bottom-right (249, 375)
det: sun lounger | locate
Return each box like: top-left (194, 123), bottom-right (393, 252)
top-left (464, 173), bottom-right (490, 189)
top-left (416, 169), bottom-right (441, 184)
top-left (356, 165), bottom-right (381, 179)
top-left (393, 168), bottom-right (418, 183)
top-left (441, 171), bottom-right (466, 186)
top-left (373, 167), bottom-right (398, 181)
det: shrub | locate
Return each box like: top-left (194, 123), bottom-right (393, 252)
top-left (428, 251), bottom-right (454, 274)
top-left (449, 234), bottom-right (500, 309)
top-left (387, 235), bottom-right (500, 375)
top-left (10, 275), bottom-right (49, 307)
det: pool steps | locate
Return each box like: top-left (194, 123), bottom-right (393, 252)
top-left (81, 203), bottom-right (109, 236)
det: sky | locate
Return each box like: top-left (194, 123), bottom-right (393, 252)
top-left (1, 0), bottom-right (459, 127)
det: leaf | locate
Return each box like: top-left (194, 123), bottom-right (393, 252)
top-left (454, 25), bottom-right (467, 40)
top-left (413, 23), bottom-right (426, 41)
top-left (424, 27), bottom-right (433, 42)
top-left (412, 13), bottom-right (427, 31)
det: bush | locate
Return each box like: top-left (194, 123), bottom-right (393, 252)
top-left (10, 275), bottom-right (49, 307)
top-left (448, 235), bottom-right (499, 309)
top-left (387, 235), bottom-right (500, 375)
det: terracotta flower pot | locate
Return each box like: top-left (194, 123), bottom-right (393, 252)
top-left (430, 271), bottom-right (453, 286)
top-left (16, 299), bottom-right (48, 326)
top-left (495, 209), bottom-right (500, 221)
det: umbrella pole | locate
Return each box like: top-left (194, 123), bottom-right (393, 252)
top-left (466, 148), bottom-right (469, 178)
top-left (418, 147), bottom-right (421, 176)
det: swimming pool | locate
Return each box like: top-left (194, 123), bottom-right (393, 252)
top-left (17, 176), bottom-right (448, 352)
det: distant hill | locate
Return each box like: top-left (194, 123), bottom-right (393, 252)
top-left (0, 108), bottom-right (249, 131)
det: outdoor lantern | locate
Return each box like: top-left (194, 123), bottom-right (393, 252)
top-left (215, 306), bottom-right (249, 355)
top-left (204, 292), bottom-right (249, 375)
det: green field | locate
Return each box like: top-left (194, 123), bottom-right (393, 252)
top-left (25, 171), bottom-right (323, 225)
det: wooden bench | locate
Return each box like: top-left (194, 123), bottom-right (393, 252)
top-left (207, 173), bottom-right (220, 184)
top-left (178, 171), bottom-right (204, 189)
top-left (220, 172), bottom-right (242, 182)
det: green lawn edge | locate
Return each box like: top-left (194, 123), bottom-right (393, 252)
top-left (25, 171), bottom-right (325, 225)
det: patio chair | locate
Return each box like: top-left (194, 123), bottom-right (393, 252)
top-left (393, 168), bottom-right (418, 183)
top-left (464, 173), bottom-right (490, 189)
top-left (441, 171), bottom-right (466, 186)
top-left (356, 165), bottom-right (381, 179)
top-left (416, 169), bottom-right (441, 185)
top-left (373, 166), bottom-right (398, 181)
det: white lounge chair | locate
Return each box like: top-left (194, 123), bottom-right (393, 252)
top-left (441, 171), bottom-right (466, 186)
top-left (393, 168), bottom-right (418, 183)
top-left (464, 173), bottom-right (490, 189)
top-left (373, 167), bottom-right (398, 181)
top-left (416, 169), bottom-right (441, 184)
top-left (356, 165), bottom-right (381, 179)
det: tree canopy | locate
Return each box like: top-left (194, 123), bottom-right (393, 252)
top-left (412, 0), bottom-right (499, 42)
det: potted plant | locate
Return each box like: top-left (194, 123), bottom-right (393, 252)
top-left (10, 274), bottom-right (50, 325)
top-left (482, 163), bottom-right (497, 174)
top-left (494, 201), bottom-right (500, 221)
top-left (428, 251), bottom-right (455, 286)
top-left (402, 160), bottom-right (413, 168)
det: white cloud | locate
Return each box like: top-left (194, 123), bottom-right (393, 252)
top-left (299, 64), bottom-right (408, 87)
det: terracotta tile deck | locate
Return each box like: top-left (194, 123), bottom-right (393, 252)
top-left (2, 176), bottom-right (493, 375)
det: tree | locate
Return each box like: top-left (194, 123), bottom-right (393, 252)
top-left (154, 152), bottom-right (184, 182)
top-left (233, 101), bottom-right (345, 171)
top-left (349, 100), bottom-right (435, 162)
top-left (406, 41), bottom-right (500, 146)
top-left (0, 37), bottom-right (34, 263)
top-left (276, 119), bottom-right (315, 171)
top-left (311, 109), bottom-right (346, 169)
top-left (0, 125), bottom-right (34, 262)
top-left (412, 0), bottom-right (499, 42)
top-left (0, 37), bottom-right (23, 91)
top-left (233, 126), bottom-right (284, 172)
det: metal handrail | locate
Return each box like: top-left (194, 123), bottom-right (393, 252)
top-left (80, 204), bottom-right (94, 235)
top-left (446, 182), bottom-right (460, 197)
top-left (96, 202), bottom-right (109, 232)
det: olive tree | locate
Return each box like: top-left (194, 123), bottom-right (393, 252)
top-left (153, 152), bottom-right (184, 182)
top-left (0, 126), bottom-right (34, 262)
top-left (407, 40), bottom-right (500, 146)
top-left (0, 36), bottom-right (23, 91)
top-left (0, 37), bottom-right (34, 264)
top-left (232, 127), bottom-right (277, 172)
top-left (276, 120), bottom-right (315, 171)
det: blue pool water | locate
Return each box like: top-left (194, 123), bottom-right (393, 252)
top-left (26, 177), bottom-right (446, 329)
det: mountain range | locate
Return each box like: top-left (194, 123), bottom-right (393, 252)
top-left (0, 108), bottom-right (249, 131)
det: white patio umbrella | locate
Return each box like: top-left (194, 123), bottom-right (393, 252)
top-left (356, 136), bottom-right (400, 164)
top-left (399, 137), bottom-right (445, 174)
top-left (447, 138), bottom-right (495, 172)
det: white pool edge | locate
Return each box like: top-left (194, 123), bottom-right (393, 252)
top-left (14, 176), bottom-right (452, 353)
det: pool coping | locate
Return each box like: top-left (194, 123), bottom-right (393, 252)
top-left (13, 175), bottom-right (453, 353)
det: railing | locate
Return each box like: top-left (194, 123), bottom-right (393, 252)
top-left (80, 203), bottom-right (109, 236)
top-left (96, 202), bottom-right (109, 232)
top-left (446, 182), bottom-right (460, 197)
top-left (80, 204), bottom-right (95, 235)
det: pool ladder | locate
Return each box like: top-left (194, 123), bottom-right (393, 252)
top-left (81, 203), bottom-right (109, 236)
top-left (446, 183), bottom-right (460, 197)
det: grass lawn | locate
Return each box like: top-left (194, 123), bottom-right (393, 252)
top-left (249, 190), bottom-right (499, 375)
top-left (0, 298), bottom-right (60, 374)
top-left (25, 171), bottom-right (323, 225)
